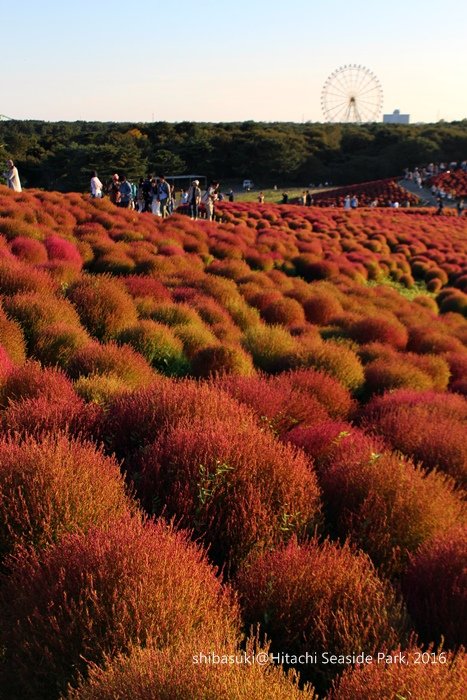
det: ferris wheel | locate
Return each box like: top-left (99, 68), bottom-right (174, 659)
top-left (321, 65), bottom-right (383, 123)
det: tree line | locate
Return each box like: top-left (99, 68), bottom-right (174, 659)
top-left (1, 119), bottom-right (466, 192)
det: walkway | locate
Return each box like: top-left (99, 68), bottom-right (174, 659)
top-left (398, 179), bottom-right (457, 208)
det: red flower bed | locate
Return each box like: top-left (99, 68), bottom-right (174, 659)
top-left (300, 178), bottom-right (420, 207)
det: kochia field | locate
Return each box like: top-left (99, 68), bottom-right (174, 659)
top-left (0, 185), bottom-right (466, 699)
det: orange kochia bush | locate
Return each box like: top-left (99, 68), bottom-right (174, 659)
top-left (360, 390), bottom-right (467, 486)
top-left (66, 639), bottom-right (318, 700)
top-left (0, 433), bottom-right (134, 560)
top-left (0, 516), bottom-right (239, 700)
top-left (313, 429), bottom-right (465, 575)
top-left (327, 647), bottom-right (466, 700)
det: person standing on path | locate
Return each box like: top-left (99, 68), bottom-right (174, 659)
top-left (203, 181), bottom-right (219, 220)
top-left (108, 174), bottom-right (121, 205)
top-left (119, 175), bottom-right (133, 208)
top-left (3, 159), bottom-right (22, 191)
top-left (187, 179), bottom-right (201, 220)
top-left (457, 199), bottom-right (464, 217)
top-left (90, 171), bottom-right (103, 198)
top-left (157, 175), bottom-right (171, 218)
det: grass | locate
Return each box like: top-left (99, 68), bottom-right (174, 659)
top-left (366, 276), bottom-right (434, 300)
top-left (233, 187), bottom-right (329, 203)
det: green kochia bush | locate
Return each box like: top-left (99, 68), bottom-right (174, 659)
top-left (117, 320), bottom-right (189, 376)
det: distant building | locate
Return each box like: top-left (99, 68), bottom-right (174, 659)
top-left (383, 109), bottom-right (410, 124)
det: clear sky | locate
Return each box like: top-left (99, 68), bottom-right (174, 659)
top-left (2, 0), bottom-right (466, 123)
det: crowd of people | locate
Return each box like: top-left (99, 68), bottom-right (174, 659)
top-left (3, 158), bottom-right (465, 219)
top-left (404, 160), bottom-right (467, 188)
top-left (404, 160), bottom-right (466, 216)
top-left (90, 171), bottom-right (224, 221)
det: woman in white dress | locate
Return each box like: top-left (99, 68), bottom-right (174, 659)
top-left (90, 171), bottom-right (103, 198)
top-left (3, 160), bottom-right (22, 192)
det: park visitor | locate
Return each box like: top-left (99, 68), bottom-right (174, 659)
top-left (157, 175), bottom-right (171, 218)
top-left (118, 175), bottom-right (133, 208)
top-left (108, 174), bottom-right (121, 205)
top-left (90, 171), bottom-right (103, 198)
top-left (203, 181), bottom-right (219, 221)
top-left (3, 159), bottom-right (22, 192)
top-left (187, 179), bottom-right (201, 220)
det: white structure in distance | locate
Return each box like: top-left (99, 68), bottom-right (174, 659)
top-left (383, 109), bottom-right (410, 124)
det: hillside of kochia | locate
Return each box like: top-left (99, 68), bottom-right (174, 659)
top-left (0, 185), bottom-right (466, 699)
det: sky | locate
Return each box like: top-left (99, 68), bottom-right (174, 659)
top-left (1, 0), bottom-right (466, 124)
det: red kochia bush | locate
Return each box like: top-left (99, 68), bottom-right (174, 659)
top-left (328, 647), bottom-right (466, 700)
top-left (361, 393), bottom-right (467, 486)
top-left (139, 416), bottom-right (321, 569)
top-left (0, 257), bottom-right (57, 295)
top-left (236, 539), bottom-right (405, 689)
top-left (319, 435), bottom-right (465, 575)
top-left (285, 368), bottom-right (354, 418)
top-left (1, 392), bottom-right (101, 440)
top-left (0, 345), bottom-right (14, 379)
top-left (67, 275), bottom-right (138, 341)
top-left (286, 420), bottom-right (355, 473)
top-left (122, 275), bottom-right (171, 302)
top-left (0, 516), bottom-right (239, 700)
top-left (0, 433), bottom-right (134, 559)
top-left (403, 526), bottom-right (467, 647)
top-left (302, 293), bottom-right (343, 325)
top-left (10, 236), bottom-right (48, 264)
top-left (361, 388), bottom-right (467, 424)
top-left (217, 373), bottom-right (329, 435)
top-left (100, 378), bottom-right (251, 461)
top-left (348, 315), bottom-right (409, 350)
top-left (0, 361), bottom-right (77, 408)
top-left (66, 639), bottom-right (317, 700)
top-left (44, 235), bottom-right (83, 267)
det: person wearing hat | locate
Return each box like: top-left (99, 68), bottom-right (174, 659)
top-left (3, 159), bottom-right (22, 192)
top-left (187, 179), bottom-right (201, 220)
